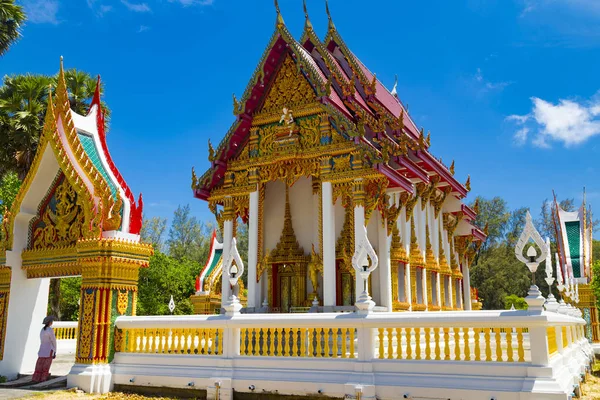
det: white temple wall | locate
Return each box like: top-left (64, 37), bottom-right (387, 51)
top-left (288, 177), bottom-right (314, 253)
top-left (263, 181), bottom-right (285, 252)
top-left (0, 145), bottom-right (58, 379)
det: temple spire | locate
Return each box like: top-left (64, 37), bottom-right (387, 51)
top-left (56, 56), bottom-right (70, 114)
top-left (325, 0), bottom-right (336, 31)
top-left (303, 0), bottom-right (312, 29)
top-left (274, 0), bottom-right (285, 28)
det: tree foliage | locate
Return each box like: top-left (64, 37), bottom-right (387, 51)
top-left (0, 70), bottom-right (108, 179)
top-left (0, 0), bottom-right (25, 57)
top-left (140, 216), bottom-right (167, 252)
top-left (0, 171), bottom-right (19, 215)
top-left (137, 252), bottom-right (198, 315)
top-left (504, 294), bottom-right (528, 310)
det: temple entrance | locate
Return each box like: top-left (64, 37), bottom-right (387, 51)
top-left (270, 263), bottom-right (306, 313)
top-left (0, 63), bottom-right (152, 392)
top-left (335, 261), bottom-right (355, 306)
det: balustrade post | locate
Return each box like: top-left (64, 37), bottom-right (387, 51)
top-left (357, 324), bottom-right (375, 361)
top-left (529, 325), bottom-right (550, 366)
top-left (223, 324), bottom-right (240, 359)
top-left (556, 326), bottom-right (564, 355)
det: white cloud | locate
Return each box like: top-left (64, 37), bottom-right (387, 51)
top-left (507, 92), bottom-right (600, 147)
top-left (137, 25), bottom-right (150, 33)
top-left (474, 68), bottom-right (512, 93)
top-left (22, 0), bottom-right (60, 24)
top-left (514, 127), bottom-right (530, 145)
top-left (121, 0), bottom-right (151, 12)
top-left (168, 0), bottom-right (214, 6)
top-left (86, 0), bottom-right (112, 16)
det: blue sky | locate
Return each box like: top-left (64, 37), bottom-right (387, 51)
top-left (3, 0), bottom-right (600, 232)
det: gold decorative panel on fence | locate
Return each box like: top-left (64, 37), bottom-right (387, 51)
top-left (239, 327), bottom-right (357, 358)
top-left (118, 328), bottom-right (223, 355)
top-left (374, 327), bottom-right (528, 363)
top-left (55, 326), bottom-right (78, 340)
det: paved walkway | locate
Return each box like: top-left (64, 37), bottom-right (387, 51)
top-left (0, 342), bottom-right (75, 399)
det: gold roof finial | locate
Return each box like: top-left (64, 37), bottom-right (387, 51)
top-left (56, 56), bottom-right (70, 114)
top-left (325, 0), bottom-right (336, 31)
top-left (274, 0), bottom-right (285, 28)
top-left (303, 0), bottom-right (313, 29)
top-left (465, 175), bottom-right (471, 192)
top-left (449, 160), bottom-right (455, 175)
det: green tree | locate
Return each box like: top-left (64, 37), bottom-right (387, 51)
top-left (471, 196), bottom-right (510, 252)
top-left (47, 277), bottom-right (81, 321)
top-left (0, 70), bottom-right (108, 179)
top-left (137, 252), bottom-right (199, 315)
top-left (167, 204), bottom-right (214, 263)
top-left (0, 0), bottom-right (25, 56)
top-left (140, 215), bottom-right (167, 252)
top-left (504, 294), bottom-right (528, 310)
top-left (0, 171), bottom-right (19, 215)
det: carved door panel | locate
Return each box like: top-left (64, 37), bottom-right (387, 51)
top-left (279, 275), bottom-right (291, 313)
top-left (335, 260), bottom-right (355, 306)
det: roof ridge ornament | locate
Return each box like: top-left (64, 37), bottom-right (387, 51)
top-left (325, 0), bottom-right (336, 31)
top-left (303, 0), bottom-right (312, 29)
top-left (274, 0), bottom-right (285, 29)
top-left (391, 74), bottom-right (398, 97)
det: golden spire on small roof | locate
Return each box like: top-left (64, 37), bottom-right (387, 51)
top-left (274, 0), bottom-right (285, 28)
top-left (303, 0), bottom-right (313, 29)
top-left (325, 0), bottom-right (336, 31)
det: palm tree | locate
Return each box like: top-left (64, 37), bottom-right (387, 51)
top-left (0, 70), bottom-right (108, 179)
top-left (0, 74), bottom-right (51, 178)
top-left (0, 0), bottom-right (25, 56)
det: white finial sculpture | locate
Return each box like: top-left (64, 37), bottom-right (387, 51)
top-left (556, 253), bottom-right (565, 292)
top-left (544, 237), bottom-right (559, 311)
top-left (515, 211), bottom-right (548, 312)
top-left (352, 226), bottom-right (379, 314)
top-left (224, 237), bottom-right (245, 315)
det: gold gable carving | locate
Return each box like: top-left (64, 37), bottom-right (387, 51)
top-left (259, 55), bottom-right (316, 115)
top-left (31, 176), bottom-right (85, 250)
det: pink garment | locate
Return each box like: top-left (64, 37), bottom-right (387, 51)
top-left (38, 327), bottom-right (56, 358)
top-left (32, 357), bottom-right (53, 382)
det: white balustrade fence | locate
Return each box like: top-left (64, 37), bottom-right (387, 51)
top-left (105, 309), bottom-right (591, 400)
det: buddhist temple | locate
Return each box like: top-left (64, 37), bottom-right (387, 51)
top-left (191, 1), bottom-right (487, 314)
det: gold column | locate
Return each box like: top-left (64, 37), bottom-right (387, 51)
top-left (391, 264), bottom-right (399, 303)
top-left (411, 267), bottom-right (418, 305)
top-left (76, 239), bottom-right (152, 364)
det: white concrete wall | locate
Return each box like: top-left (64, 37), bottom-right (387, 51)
top-left (263, 181), bottom-right (286, 252)
top-left (288, 177), bottom-right (314, 254)
top-left (0, 145), bottom-right (58, 379)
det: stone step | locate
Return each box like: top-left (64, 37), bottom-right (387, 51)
top-left (22, 376), bottom-right (67, 390)
top-left (0, 375), bottom-right (33, 388)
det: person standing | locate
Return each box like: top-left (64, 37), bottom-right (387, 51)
top-left (31, 316), bottom-right (57, 383)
